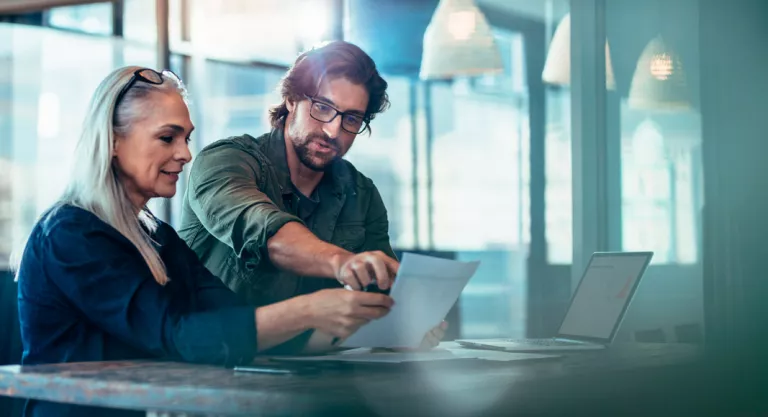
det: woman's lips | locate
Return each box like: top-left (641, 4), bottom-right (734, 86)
top-left (160, 170), bottom-right (180, 181)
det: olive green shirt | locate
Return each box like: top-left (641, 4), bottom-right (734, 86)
top-left (178, 128), bottom-right (396, 307)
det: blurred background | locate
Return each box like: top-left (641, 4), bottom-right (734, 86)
top-left (3, 0), bottom-right (765, 364)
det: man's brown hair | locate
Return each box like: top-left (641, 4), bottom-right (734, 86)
top-left (268, 40), bottom-right (389, 134)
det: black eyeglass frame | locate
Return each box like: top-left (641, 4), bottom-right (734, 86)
top-left (303, 94), bottom-right (370, 135)
top-left (114, 68), bottom-right (181, 110)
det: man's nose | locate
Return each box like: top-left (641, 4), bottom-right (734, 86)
top-left (323, 114), bottom-right (343, 138)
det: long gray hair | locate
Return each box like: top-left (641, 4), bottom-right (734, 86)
top-left (59, 66), bottom-right (187, 285)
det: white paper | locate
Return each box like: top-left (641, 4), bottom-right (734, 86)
top-left (442, 342), bottom-right (560, 362)
top-left (272, 342), bottom-right (559, 363)
top-left (275, 348), bottom-right (459, 363)
top-left (340, 253), bottom-right (480, 348)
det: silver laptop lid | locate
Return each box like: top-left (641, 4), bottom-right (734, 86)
top-left (556, 252), bottom-right (653, 344)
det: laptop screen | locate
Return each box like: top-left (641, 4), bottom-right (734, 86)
top-left (557, 252), bottom-right (653, 343)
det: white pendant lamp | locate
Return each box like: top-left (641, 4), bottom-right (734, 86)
top-left (541, 13), bottom-right (616, 90)
top-left (628, 35), bottom-right (691, 111)
top-left (419, 0), bottom-right (503, 80)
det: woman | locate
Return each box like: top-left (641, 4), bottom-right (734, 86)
top-left (15, 66), bottom-right (411, 417)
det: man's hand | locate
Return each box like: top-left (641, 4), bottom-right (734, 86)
top-left (305, 288), bottom-right (394, 340)
top-left (333, 251), bottom-right (399, 291)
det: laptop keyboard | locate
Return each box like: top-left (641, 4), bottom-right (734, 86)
top-left (504, 338), bottom-right (582, 346)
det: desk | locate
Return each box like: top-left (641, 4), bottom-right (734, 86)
top-left (0, 343), bottom-right (715, 417)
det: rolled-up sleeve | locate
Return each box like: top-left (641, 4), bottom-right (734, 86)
top-left (186, 143), bottom-right (302, 266)
top-left (43, 219), bottom-right (257, 367)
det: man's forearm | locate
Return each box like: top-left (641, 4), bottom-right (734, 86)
top-left (266, 221), bottom-right (351, 279)
top-left (255, 295), bottom-right (313, 352)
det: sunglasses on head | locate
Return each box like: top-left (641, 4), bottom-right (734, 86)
top-left (114, 68), bottom-right (182, 109)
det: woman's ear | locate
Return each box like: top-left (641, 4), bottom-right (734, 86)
top-left (112, 135), bottom-right (121, 157)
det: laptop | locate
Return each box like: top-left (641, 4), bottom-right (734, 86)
top-left (457, 251), bottom-right (653, 352)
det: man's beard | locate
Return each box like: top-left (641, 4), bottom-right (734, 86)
top-left (294, 134), bottom-right (340, 172)
top-left (288, 113), bottom-right (341, 172)
top-left (289, 119), bottom-right (341, 172)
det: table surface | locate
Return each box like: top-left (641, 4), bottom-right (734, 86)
top-left (0, 343), bottom-right (707, 417)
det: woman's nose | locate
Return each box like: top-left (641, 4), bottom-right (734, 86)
top-left (177, 142), bottom-right (192, 164)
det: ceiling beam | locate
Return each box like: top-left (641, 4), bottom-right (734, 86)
top-left (0, 0), bottom-right (106, 14)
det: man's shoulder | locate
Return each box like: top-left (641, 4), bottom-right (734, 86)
top-left (191, 133), bottom-right (276, 178)
top-left (198, 132), bottom-right (270, 158)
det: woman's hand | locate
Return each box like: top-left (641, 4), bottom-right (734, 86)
top-left (372, 321), bottom-right (449, 353)
top-left (305, 288), bottom-right (394, 340)
top-left (419, 321), bottom-right (449, 349)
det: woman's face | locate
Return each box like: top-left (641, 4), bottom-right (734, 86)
top-left (113, 91), bottom-right (193, 209)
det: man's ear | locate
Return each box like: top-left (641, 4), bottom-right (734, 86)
top-left (286, 98), bottom-right (296, 113)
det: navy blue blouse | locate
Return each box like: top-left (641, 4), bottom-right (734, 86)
top-left (16, 204), bottom-right (258, 417)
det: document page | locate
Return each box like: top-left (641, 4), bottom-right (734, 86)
top-left (273, 342), bottom-right (559, 363)
top-left (341, 253), bottom-right (480, 348)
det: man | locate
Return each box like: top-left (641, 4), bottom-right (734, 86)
top-left (179, 41), bottom-right (445, 351)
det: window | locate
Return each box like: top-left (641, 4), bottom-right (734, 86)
top-left (188, 61), bottom-right (283, 149)
top-left (426, 30), bottom-right (530, 338)
top-left (123, 0), bottom-right (157, 44)
top-left (344, 77), bottom-right (415, 249)
top-left (621, 111), bottom-right (702, 264)
top-left (429, 31), bottom-right (530, 252)
top-left (0, 24), bottom-right (157, 266)
top-left (185, 0), bottom-right (336, 65)
top-left (545, 88), bottom-right (573, 264)
top-left (46, 2), bottom-right (113, 35)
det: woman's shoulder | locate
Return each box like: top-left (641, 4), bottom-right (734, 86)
top-left (36, 203), bottom-right (109, 238)
top-left (27, 204), bottom-right (134, 254)
top-left (20, 204), bottom-right (129, 273)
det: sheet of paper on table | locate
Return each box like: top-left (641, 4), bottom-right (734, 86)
top-left (271, 342), bottom-right (560, 364)
top-left (340, 253), bottom-right (480, 349)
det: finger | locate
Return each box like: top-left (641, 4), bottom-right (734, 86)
top-left (328, 324), bottom-right (352, 339)
top-left (341, 318), bottom-right (369, 337)
top-left (430, 327), bottom-right (446, 341)
top-left (383, 257), bottom-right (400, 281)
top-left (340, 270), bottom-right (362, 290)
top-left (420, 333), bottom-right (439, 349)
top-left (351, 261), bottom-right (373, 288)
top-left (441, 321), bottom-right (449, 330)
top-left (337, 316), bottom-right (369, 333)
top-left (369, 257), bottom-right (391, 290)
top-left (428, 335), bottom-right (440, 348)
top-left (351, 305), bottom-right (391, 320)
top-left (356, 292), bottom-right (394, 308)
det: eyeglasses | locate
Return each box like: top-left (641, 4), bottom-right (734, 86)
top-left (304, 94), bottom-right (369, 135)
top-left (114, 68), bottom-right (181, 109)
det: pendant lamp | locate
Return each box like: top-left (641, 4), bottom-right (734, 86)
top-left (541, 13), bottom-right (616, 90)
top-left (627, 35), bottom-right (691, 111)
top-left (419, 0), bottom-right (502, 80)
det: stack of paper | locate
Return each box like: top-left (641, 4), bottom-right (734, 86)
top-left (272, 342), bottom-right (559, 364)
